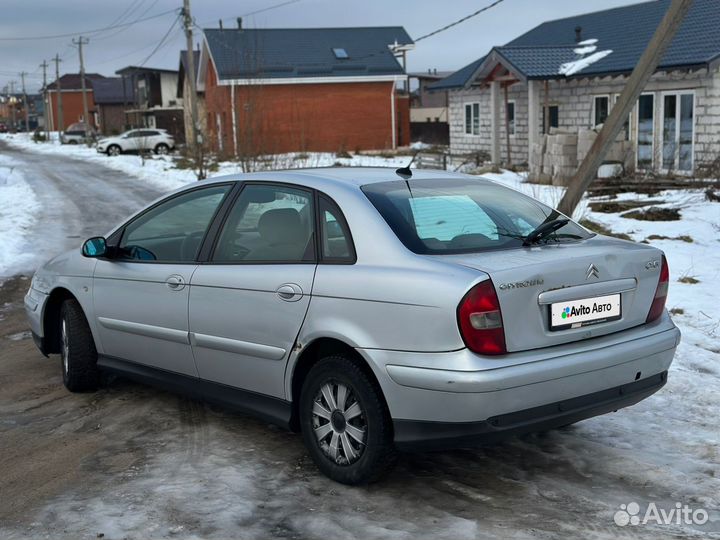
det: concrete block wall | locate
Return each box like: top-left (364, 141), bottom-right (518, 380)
top-left (449, 67), bottom-right (720, 174)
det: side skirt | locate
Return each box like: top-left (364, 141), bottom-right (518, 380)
top-left (97, 355), bottom-right (292, 430)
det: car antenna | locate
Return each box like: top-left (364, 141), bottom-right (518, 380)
top-left (395, 151), bottom-right (418, 180)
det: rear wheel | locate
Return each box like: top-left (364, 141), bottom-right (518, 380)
top-left (60, 299), bottom-right (100, 392)
top-left (154, 143), bottom-right (169, 155)
top-left (107, 144), bottom-right (121, 156)
top-left (299, 355), bottom-right (397, 484)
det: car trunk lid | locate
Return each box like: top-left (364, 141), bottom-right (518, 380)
top-left (433, 236), bottom-right (664, 353)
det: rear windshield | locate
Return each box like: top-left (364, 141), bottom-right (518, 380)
top-left (361, 178), bottom-right (591, 254)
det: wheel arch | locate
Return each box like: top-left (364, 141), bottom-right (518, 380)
top-left (287, 336), bottom-right (389, 432)
top-left (42, 287), bottom-right (78, 354)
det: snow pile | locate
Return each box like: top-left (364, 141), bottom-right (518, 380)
top-left (0, 154), bottom-right (41, 277)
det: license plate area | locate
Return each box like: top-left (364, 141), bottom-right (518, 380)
top-left (549, 293), bottom-right (621, 331)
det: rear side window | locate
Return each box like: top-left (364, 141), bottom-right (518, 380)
top-left (361, 178), bottom-right (590, 254)
top-left (212, 184), bottom-right (315, 263)
top-left (319, 196), bottom-right (355, 263)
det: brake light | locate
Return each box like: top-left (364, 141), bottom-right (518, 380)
top-left (646, 255), bottom-right (669, 323)
top-left (457, 280), bottom-right (507, 355)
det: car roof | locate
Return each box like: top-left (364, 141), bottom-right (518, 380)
top-left (200, 166), bottom-right (485, 189)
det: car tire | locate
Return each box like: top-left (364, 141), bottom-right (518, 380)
top-left (154, 143), bottom-right (169, 155)
top-left (107, 144), bottom-right (121, 156)
top-left (68, 140), bottom-right (78, 145)
top-left (299, 354), bottom-right (397, 485)
top-left (60, 299), bottom-right (100, 392)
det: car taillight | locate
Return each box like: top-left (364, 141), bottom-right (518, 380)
top-left (646, 255), bottom-right (669, 323)
top-left (457, 279), bottom-right (507, 355)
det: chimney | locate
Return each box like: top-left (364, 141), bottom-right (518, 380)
top-left (433, 68), bottom-right (437, 75)
top-left (575, 26), bottom-right (582, 43)
top-left (237, 17), bottom-right (243, 29)
top-left (219, 19), bottom-right (223, 30)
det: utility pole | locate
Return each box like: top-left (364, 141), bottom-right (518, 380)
top-left (9, 80), bottom-right (16, 133)
top-left (40, 60), bottom-right (50, 140)
top-left (53, 54), bottom-right (64, 133)
top-left (557, 0), bottom-right (694, 217)
top-left (19, 71), bottom-right (29, 133)
top-left (181, 0), bottom-right (205, 179)
top-left (72, 36), bottom-right (91, 132)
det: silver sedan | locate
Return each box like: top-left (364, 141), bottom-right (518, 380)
top-left (25, 168), bottom-right (680, 484)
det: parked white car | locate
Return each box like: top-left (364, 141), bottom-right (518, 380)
top-left (96, 129), bottom-right (175, 156)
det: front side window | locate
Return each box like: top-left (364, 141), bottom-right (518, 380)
top-left (119, 185), bottom-right (230, 262)
top-left (212, 184), bottom-right (315, 263)
top-left (362, 178), bottom-right (590, 254)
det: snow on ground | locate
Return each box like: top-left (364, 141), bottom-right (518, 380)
top-left (0, 154), bottom-right (41, 278)
top-left (1, 136), bottom-right (719, 537)
top-left (0, 133), bottom-right (411, 194)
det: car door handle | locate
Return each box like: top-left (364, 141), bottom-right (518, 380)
top-left (276, 283), bottom-right (303, 302)
top-left (166, 275), bottom-right (186, 290)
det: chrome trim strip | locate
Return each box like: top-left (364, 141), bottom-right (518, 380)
top-left (190, 332), bottom-right (286, 361)
top-left (537, 278), bottom-right (637, 305)
top-left (97, 317), bottom-right (190, 344)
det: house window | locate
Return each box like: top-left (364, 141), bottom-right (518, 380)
top-left (593, 96), bottom-right (609, 127)
top-left (506, 101), bottom-right (515, 135)
top-left (464, 102), bottom-right (480, 135)
top-left (542, 105), bottom-right (559, 134)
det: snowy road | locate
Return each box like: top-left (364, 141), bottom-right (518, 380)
top-left (0, 140), bottom-right (164, 277)
top-left (0, 143), bottom-right (718, 539)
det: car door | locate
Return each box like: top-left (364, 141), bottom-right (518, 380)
top-left (189, 183), bottom-right (317, 398)
top-left (121, 130), bottom-right (141, 151)
top-left (93, 183), bottom-right (233, 376)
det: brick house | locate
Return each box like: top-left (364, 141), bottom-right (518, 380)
top-left (116, 66), bottom-right (185, 142)
top-left (93, 77), bottom-right (135, 135)
top-left (178, 50), bottom-right (206, 146)
top-left (431, 0), bottom-right (720, 178)
top-left (197, 25), bottom-right (413, 156)
top-left (45, 73), bottom-right (106, 131)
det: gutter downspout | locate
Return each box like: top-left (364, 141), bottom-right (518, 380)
top-left (231, 83), bottom-right (238, 156)
top-left (390, 83), bottom-right (397, 149)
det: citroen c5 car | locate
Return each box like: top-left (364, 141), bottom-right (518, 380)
top-left (25, 168), bottom-right (680, 484)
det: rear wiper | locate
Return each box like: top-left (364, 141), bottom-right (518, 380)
top-left (523, 218), bottom-right (570, 246)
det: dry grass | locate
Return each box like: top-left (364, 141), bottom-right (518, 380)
top-left (678, 276), bottom-right (700, 284)
top-left (622, 206), bottom-right (681, 221)
top-left (578, 218), bottom-right (633, 241)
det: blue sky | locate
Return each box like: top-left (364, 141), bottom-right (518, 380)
top-left (1, 0), bottom-right (642, 92)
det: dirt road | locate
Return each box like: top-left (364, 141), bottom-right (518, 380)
top-left (0, 144), bottom-right (717, 539)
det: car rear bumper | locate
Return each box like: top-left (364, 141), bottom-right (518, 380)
top-left (357, 313), bottom-right (680, 447)
top-left (393, 371), bottom-right (667, 450)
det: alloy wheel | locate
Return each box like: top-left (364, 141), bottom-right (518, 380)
top-left (312, 381), bottom-right (367, 465)
top-left (61, 318), bottom-right (69, 374)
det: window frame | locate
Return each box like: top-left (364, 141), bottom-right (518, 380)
top-left (315, 193), bottom-right (357, 265)
top-left (464, 102), bottom-right (480, 136)
top-left (506, 100), bottom-right (516, 136)
top-left (203, 181), bottom-right (319, 266)
top-left (105, 182), bottom-right (236, 265)
top-left (592, 95), bottom-right (610, 128)
top-left (541, 104), bottom-right (559, 134)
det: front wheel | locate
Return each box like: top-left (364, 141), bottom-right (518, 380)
top-left (299, 355), bottom-right (397, 485)
top-left (107, 144), bottom-right (121, 156)
top-left (60, 299), bottom-right (100, 392)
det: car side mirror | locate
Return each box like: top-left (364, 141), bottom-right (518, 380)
top-left (82, 236), bottom-right (108, 258)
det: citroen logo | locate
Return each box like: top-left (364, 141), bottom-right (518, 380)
top-left (586, 264), bottom-right (600, 280)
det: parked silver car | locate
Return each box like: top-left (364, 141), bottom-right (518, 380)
top-left (25, 168), bottom-right (679, 484)
top-left (96, 128), bottom-right (175, 156)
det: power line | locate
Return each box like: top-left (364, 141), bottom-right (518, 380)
top-left (137, 15), bottom-right (181, 67)
top-left (0, 8), bottom-right (177, 41)
top-left (93, 0), bottom-right (162, 41)
top-left (414, 0), bottom-right (506, 42)
top-left (197, 0), bottom-right (301, 27)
